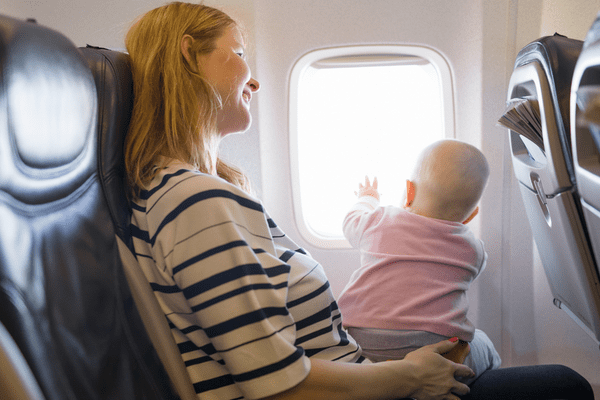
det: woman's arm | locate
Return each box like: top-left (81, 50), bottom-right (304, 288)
top-left (262, 339), bottom-right (474, 400)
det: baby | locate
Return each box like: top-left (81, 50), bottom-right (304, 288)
top-left (338, 139), bottom-right (501, 383)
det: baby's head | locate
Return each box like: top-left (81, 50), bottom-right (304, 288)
top-left (405, 139), bottom-right (489, 223)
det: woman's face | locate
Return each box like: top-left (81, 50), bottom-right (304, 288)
top-left (197, 26), bottom-right (260, 136)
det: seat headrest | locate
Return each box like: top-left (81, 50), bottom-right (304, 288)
top-left (583, 11), bottom-right (600, 50)
top-left (514, 33), bottom-right (583, 182)
top-left (0, 15), bottom-right (97, 204)
top-left (79, 45), bottom-right (134, 246)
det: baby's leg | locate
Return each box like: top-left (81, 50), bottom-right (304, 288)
top-left (347, 327), bottom-right (449, 362)
top-left (460, 329), bottom-right (502, 384)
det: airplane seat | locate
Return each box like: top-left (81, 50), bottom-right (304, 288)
top-left (505, 33), bottom-right (600, 345)
top-left (78, 44), bottom-right (197, 400)
top-left (79, 45), bottom-right (135, 252)
top-left (0, 14), bottom-right (178, 399)
top-left (570, 12), bottom-right (600, 343)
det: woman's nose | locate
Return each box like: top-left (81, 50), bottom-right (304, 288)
top-left (248, 77), bottom-right (260, 92)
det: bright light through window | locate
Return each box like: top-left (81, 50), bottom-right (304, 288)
top-left (290, 46), bottom-right (453, 247)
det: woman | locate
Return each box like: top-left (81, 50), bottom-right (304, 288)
top-left (124, 3), bottom-right (593, 400)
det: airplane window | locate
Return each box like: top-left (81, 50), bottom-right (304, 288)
top-left (290, 46), bottom-right (454, 248)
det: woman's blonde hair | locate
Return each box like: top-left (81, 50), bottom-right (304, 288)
top-left (125, 1), bottom-right (252, 196)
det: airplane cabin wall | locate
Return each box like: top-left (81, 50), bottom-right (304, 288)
top-left (254, 0), bottom-right (487, 309)
top-left (1, 0), bottom-right (600, 397)
top-left (253, 0), bottom-right (600, 395)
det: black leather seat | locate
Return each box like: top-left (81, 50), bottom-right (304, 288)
top-left (79, 45), bottom-right (135, 250)
top-left (0, 14), bottom-right (177, 400)
top-left (79, 44), bottom-right (197, 400)
top-left (505, 33), bottom-right (600, 344)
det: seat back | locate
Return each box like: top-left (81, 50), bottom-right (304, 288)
top-left (505, 33), bottom-right (600, 344)
top-left (79, 45), bottom-right (197, 400)
top-left (0, 15), bottom-right (176, 399)
top-left (78, 45), bottom-right (134, 249)
top-left (570, 13), bottom-right (600, 340)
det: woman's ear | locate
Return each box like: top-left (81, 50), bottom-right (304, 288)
top-left (181, 34), bottom-right (195, 65)
top-left (405, 180), bottom-right (415, 208)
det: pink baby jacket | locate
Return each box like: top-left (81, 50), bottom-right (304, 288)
top-left (338, 196), bottom-right (487, 341)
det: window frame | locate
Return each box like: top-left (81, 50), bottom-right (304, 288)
top-left (289, 45), bottom-right (455, 248)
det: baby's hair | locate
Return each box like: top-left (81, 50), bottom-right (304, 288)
top-left (410, 139), bottom-right (489, 222)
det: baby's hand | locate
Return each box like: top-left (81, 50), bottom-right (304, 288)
top-left (355, 176), bottom-right (380, 200)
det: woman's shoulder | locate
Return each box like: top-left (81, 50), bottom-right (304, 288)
top-left (144, 161), bottom-right (249, 198)
top-left (134, 160), bottom-right (262, 215)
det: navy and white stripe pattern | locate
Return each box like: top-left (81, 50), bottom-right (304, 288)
top-left (130, 161), bottom-right (364, 399)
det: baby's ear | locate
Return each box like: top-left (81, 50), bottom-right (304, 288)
top-left (405, 180), bottom-right (415, 207)
top-left (462, 207), bottom-right (479, 224)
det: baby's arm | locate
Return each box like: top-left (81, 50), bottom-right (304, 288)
top-left (343, 176), bottom-right (381, 247)
top-left (355, 176), bottom-right (380, 200)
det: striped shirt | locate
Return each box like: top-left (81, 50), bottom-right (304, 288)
top-left (130, 160), bottom-right (364, 400)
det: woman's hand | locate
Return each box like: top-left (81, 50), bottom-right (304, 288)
top-left (441, 339), bottom-right (470, 364)
top-left (398, 339), bottom-right (475, 400)
top-left (260, 339), bottom-right (474, 400)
